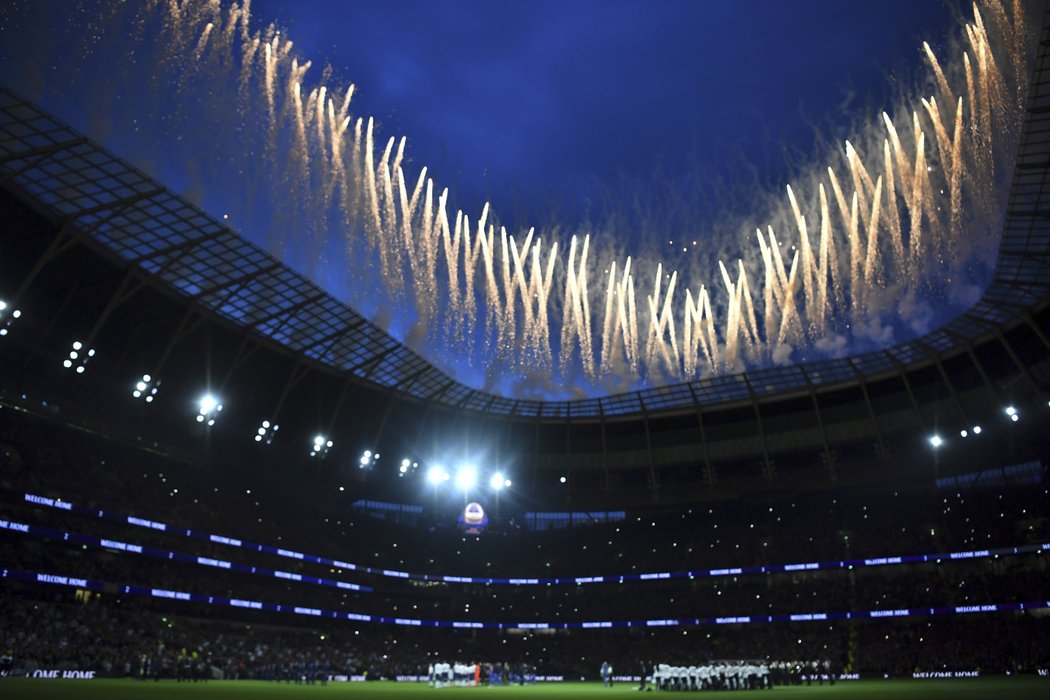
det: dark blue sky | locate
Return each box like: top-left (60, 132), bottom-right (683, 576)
top-left (252, 0), bottom-right (958, 226)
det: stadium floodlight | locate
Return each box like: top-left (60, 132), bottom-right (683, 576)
top-left (1005, 406), bottom-right (1017, 417)
top-left (199, 394), bottom-right (219, 415)
top-left (311, 435), bottom-right (333, 457)
top-left (960, 429), bottom-right (968, 438)
top-left (490, 472), bottom-right (505, 490)
top-left (133, 374), bottom-right (160, 402)
top-left (454, 465), bottom-right (477, 491)
top-left (427, 466), bottom-right (448, 484)
top-left (256, 420), bottom-right (278, 444)
top-left (928, 435), bottom-right (943, 448)
top-left (64, 340), bottom-right (95, 373)
top-left (972, 425), bottom-right (982, 434)
top-left (0, 299), bottom-right (18, 337)
top-left (196, 393), bottom-right (222, 426)
top-left (559, 476), bottom-right (567, 484)
top-left (0, 300), bottom-right (20, 337)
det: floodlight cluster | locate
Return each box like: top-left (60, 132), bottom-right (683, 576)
top-left (420, 464), bottom-right (511, 494)
top-left (62, 340), bottom-right (95, 374)
top-left (255, 420), bottom-right (279, 444)
top-left (132, 374), bottom-right (159, 402)
top-left (454, 465), bottom-right (477, 491)
top-left (0, 299), bottom-right (20, 337)
top-left (927, 404), bottom-right (1029, 449)
top-left (196, 394), bottom-right (223, 426)
top-left (311, 434), bottom-right (333, 458)
top-left (427, 465), bottom-right (450, 485)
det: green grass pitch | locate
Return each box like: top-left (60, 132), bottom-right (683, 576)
top-left (0, 678), bottom-right (1046, 699)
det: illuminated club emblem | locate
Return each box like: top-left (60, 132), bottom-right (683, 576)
top-left (458, 502), bottom-right (488, 532)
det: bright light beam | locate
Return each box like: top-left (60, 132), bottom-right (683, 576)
top-left (455, 465), bottom-right (477, 491)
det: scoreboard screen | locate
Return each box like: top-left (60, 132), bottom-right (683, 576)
top-left (458, 502), bottom-right (488, 533)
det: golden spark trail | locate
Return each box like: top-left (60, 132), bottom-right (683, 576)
top-left (560, 235), bottom-right (596, 380)
top-left (817, 184), bottom-right (838, 323)
top-left (683, 285), bottom-right (717, 376)
top-left (508, 234), bottom-right (535, 364)
top-left (441, 208), bottom-right (463, 338)
top-left (645, 264), bottom-right (680, 374)
top-left (923, 42), bottom-right (956, 114)
top-left (599, 260), bottom-right (620, 377)
top-left (530, 238), bottom-right (559, 371)
top-left (949, 97), bottom-right (965, 251)
top-left (499, 227), bottom-right (520, 361)
top-left (756, 228), bottom-right (777, 346)
top-left (862, 176), bottom-right (884, 310)
top-left (908, 129), bottom-right (928, 264)
top-left (881, 140), bottom-right (906, 274)
top-left (477, 224), bottom-right (502, 357)
top-left (192, 21), bottom-right (214, 63)
top-left (785, 185), bottom-right (819, 337)
top-left (460, 205), bottom-right (490, 351)
top-left (363, 118), bottom-right (382, 256)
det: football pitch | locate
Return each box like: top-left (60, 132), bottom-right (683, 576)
top-left (0, 678), bottom-right (1047, 699)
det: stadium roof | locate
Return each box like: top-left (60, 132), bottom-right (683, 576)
top-left (1, 71), bottom-right (1048, 424)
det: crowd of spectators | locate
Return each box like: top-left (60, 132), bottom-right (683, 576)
top-left (1, 402), bottom-right (1048, 681)
top-left (2, 585), bottom-right (1048, 680)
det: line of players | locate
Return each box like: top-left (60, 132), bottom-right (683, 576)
top-left (647, 660), bottom-right (837, 691)
top-left (651, 662), bottom-right (771, 690)
top-left (428, 661), bottom-right (538, 687)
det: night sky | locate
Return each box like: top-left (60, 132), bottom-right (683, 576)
top-left (0, 0), bottom-right (994, 398)
top-left (248, 0), bottom-right (959, 225)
